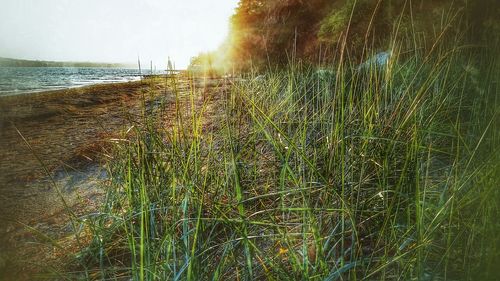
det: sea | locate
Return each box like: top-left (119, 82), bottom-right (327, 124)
top-left (0, 67), bottom-right (158, 97)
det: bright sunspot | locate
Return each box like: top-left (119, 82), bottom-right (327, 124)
top-left (0, 0), bottom-right (239, 68)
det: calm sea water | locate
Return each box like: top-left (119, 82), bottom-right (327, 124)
top-left (0, 67), bottom-right (157, 96)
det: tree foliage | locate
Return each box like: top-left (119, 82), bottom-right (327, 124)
top-left (189, 0), bottom-right (499, 72)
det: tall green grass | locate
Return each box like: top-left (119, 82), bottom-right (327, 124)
top-left (70, 39), bottom-right (499, 280)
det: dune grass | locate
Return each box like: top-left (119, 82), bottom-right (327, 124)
top-left (65, 35), bottom-right (500, 281)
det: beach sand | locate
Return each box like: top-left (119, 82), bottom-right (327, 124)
top-left (0, 78), bottom-right (173, 279)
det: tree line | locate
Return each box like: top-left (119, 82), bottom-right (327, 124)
top-left (190, 0), bottom-right (499, 73)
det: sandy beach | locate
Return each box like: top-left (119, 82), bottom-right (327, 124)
top-left (0, 78), bottom-right (172, 278)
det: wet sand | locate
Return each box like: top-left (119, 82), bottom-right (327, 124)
top-left (0, 79), bottom-right (171, 279)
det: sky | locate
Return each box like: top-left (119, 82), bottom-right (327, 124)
top-left (0, 0), bottom-right (239, 68)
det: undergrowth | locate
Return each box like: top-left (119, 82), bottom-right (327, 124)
top-left (68, 35), bottom-right (499, 280)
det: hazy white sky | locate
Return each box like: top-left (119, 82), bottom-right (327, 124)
top-left (0, 0), bottom-right (239, 68)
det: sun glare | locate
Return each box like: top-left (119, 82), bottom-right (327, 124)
top-left (0, 0), bottom-right (239, 68)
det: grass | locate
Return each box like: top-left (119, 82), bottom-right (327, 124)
top-left (63, 33), bottom-right (500, 280)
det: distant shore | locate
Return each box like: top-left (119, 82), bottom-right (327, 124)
top-left (0, 56), bottom-right (134, 68)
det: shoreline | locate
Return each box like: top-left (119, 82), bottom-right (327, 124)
top-left (0, 80), bottom-right (142, 98)
top-left (0, 65), bottom-right (170, 99)
top-left (0, 78), bottom-right (143, 100)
